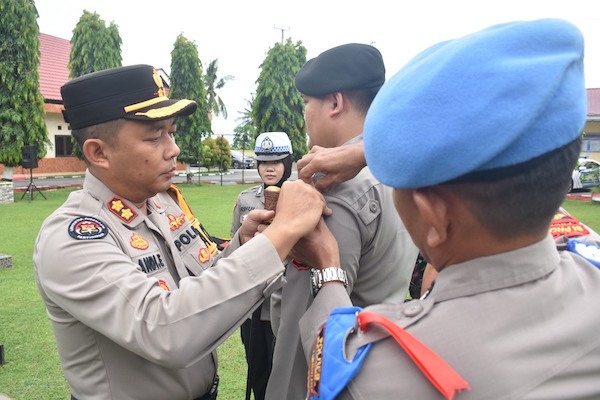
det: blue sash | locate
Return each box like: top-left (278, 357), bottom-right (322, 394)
top-left (308, 306), bottom-right (372, 400)
top-left (566, 239), bottom-right (600, 268)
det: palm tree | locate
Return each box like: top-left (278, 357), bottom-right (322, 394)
top-left (204, 59), bottom-right (234, 119)
top-left (233, 96), bottom-right (257, 150)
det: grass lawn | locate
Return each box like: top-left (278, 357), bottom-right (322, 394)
top-left (0, 185), bottom-right (598, 399)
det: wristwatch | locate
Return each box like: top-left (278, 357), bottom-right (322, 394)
top-left (311, 267), bottom-right (348, 297)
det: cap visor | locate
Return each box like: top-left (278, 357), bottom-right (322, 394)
top-left (255, 154), bottom-right (289, 161)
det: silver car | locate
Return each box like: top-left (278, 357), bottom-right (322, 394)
top-left (230, 150), bottom-right (255, 169)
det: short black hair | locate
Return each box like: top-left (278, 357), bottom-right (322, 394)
top-left (448, 136), bottom-right (581, 239)
top-left (71, 119), bottom-right (126, 163)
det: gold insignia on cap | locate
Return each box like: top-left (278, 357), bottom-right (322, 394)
top-left (261, 137), bottom-right (274, 151)
top-left (123, 96), bottom-right (170, 113)
top-left (152, 69), bottom-right (166, 97)
top-left (132, 100), bottom-right (195, 118)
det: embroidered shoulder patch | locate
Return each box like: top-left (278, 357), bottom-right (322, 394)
top-left (107, 197), bottom-right (139, 223)
top-left (549, 211), bottom-right (589, 239)
top-left (68, 216), bottom-right (109, 240)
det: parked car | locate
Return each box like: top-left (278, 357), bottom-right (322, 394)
top-left (231, 150), bottom-right (255, 169)
top-left (570, 157), bottom-right (600, 191)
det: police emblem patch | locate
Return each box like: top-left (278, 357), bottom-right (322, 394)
top-left (68, 216), bottom-right (108, 240)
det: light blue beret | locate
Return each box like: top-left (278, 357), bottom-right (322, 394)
top-left (364, 18), bottom-right (586, 188)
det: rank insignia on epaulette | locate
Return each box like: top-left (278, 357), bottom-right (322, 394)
top-left (107, 197), bottom-right (138, 223)
top-left (68, 216), bottom-right (108, 240)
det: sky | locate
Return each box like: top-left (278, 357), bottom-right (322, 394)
top-left (36, 0), bottom-right (600, 138)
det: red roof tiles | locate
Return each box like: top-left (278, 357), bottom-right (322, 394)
top-left (39, 33), bottom-right (71, 102)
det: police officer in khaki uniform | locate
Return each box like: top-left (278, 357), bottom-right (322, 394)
top-left (298, 19), bottom-right (600, 399)
top-left (230, 131), bottom-right (293, 400)
top-left (265, 44), bottom-right (419, 400)
top-left (32, 64), bottom-right (330, 400)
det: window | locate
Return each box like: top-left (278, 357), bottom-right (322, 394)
top-left (55, 135), bottom-right (74, 157)
top-left (582, 135), bottom-right (600, 153)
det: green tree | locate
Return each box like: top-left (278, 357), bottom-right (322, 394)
top-left (214, 135), bottom-right (231, 171)
top-left (201, 136), bottom-right (218, 171)
top-left (0, 0), bottom-right (49, 179)
top-left (233, 97), bottom-right (256, 150)
top-left (68, 10), bottom-right (122, 159)
top-left (252, 38), bottom-right (307, 161)
top-left (170, 34), bottom-right (210, 169)
top-left (233, 124), bottom-right (256, 151)
top-left (68, 10), bottom-right (122, 78)
top-left (204, 59), bottom-right (233, 119)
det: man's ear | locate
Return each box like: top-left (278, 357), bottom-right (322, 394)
top-left (329, 92), bottom-right (343, 116)
top-left (413, 188), bottom-right (449, 248)
top-left (82, 139), bottom-right (110, 170)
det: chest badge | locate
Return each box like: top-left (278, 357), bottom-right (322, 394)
top-left (198, 247), bottom-right (211, 263)
top-left (130, 232), bottom-right (149, 250)
top-left (108, 197), bottom-right (138, 223)
top-left (158, 279), bottom-right (170, 291)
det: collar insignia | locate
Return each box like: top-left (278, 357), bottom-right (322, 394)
top-left (168, 213), bottom-right (186, 231)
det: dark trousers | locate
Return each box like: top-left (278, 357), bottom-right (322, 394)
top-left (240, 317), bottom-right (275, 400)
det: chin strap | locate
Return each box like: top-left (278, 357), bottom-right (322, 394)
top-left (357, 311), bottom-right (470, 400)
top-left (168, 184), bottom-right (224, 255)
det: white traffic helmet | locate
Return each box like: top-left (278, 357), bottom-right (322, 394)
top-left (254, 132), bottom-right (293, 161)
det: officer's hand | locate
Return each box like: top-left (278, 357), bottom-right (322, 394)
top-left (239, 209), bottom-right (272, 244)
top-left (290, 218), bottom-right (340, 269)
top-left (297, 142), bottom-right (366, 191)
top-left (262, 180), bottom-right (332, 261)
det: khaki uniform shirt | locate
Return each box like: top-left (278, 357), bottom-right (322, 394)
top-left (34, 171), bottom-right (284, 400)
top-left (266, 139), bottom-right (419, 400)
top-left (300, 235), bottom-right (600, 399)
top-left (231, 184), bottom-right (287, 323)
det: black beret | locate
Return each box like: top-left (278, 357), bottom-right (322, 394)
top-left (61, 64), bottom-right (197, 130)
top-left (295, 43), bottom-right (385, 97)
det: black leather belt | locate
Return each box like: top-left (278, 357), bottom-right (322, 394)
top-left (197, 374), bottom-right (219, 400)
top-left (71, 375), bottom-right (219, 400)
